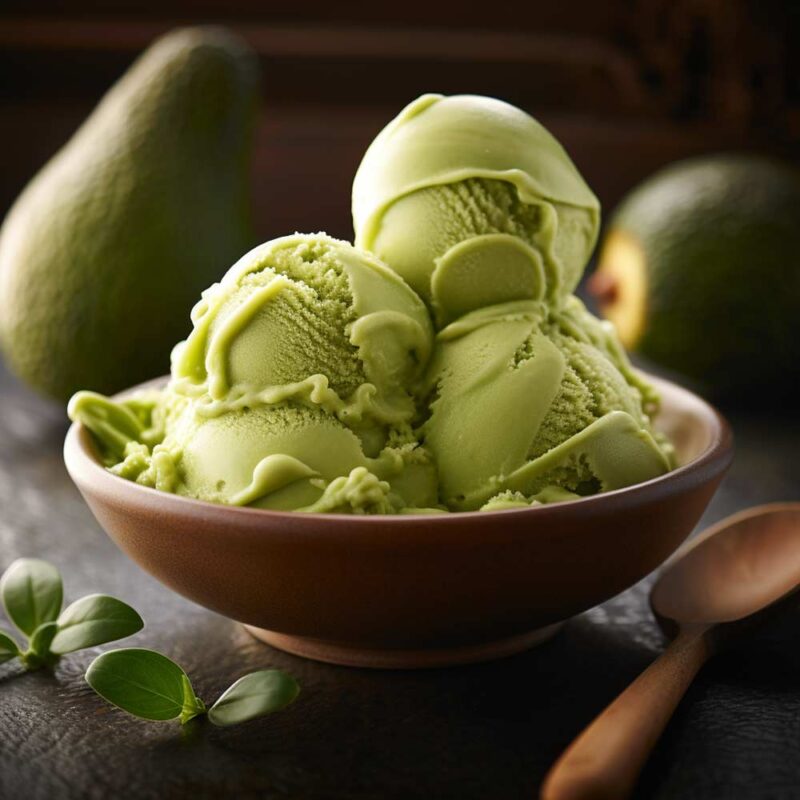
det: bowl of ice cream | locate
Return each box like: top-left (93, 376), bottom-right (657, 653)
top-left (63, 93), bottom-right (732, 667)
top-left (64, 371), bottom-right (730, 668)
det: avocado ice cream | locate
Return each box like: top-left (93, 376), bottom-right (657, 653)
top-left (70, 234), bottom-right (438, 513)
top-left (424, 297), bottom-right (671, 511)
top-left (69, 93), bottom-right (674, 514)
top-left (352, 94), bottom-right (600, 327)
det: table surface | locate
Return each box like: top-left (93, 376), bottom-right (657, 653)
top-left (1, 359), bottom-right (799, 800)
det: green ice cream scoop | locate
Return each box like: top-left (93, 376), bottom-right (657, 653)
top-left (171, 233), bottom-right (433, 427)
top-left (70, 234), bottom-right (439, 513)
top-left (352, 94), bottom-right (600, 326)
top-left (422, 298), bottom-right (672, 511)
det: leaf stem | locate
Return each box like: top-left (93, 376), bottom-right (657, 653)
top-left (19, 649), bottom-right (59, 671)
top-left (180, 696), bottom-right (207, 725)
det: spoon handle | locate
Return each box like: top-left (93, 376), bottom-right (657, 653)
top-left (540, 628), bottom-right (711, 800)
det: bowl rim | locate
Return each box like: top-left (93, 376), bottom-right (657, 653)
top-left (64, 373), bottom-right (733, 528)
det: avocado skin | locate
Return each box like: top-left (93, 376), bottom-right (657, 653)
top-left (0, 27), bottom-right (260, 402)
top-left (610, 154), bottom-right (800, 398)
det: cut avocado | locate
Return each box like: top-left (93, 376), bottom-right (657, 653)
top-left (592, 154), bottom-right (800, 398)
top-left (588, 230), bottom-right (647, 350)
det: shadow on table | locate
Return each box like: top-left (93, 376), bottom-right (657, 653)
top-left (199, 611), bottom-right (661, 800)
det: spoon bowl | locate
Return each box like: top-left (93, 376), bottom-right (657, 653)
top-left (652, 503), bottom-right (800, 629)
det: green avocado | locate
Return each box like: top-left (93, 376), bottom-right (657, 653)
top-left (592, 154), bottom-right (800, 398)
top-left (0, 27), bottom-right (260, 401)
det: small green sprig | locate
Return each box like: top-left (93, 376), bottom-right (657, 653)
top-left (86, 648), bottom-right (300, 727)
top-left (0, 558), bottom-right (143, 671)
top-left (1, 559), bottom-right (300, 729)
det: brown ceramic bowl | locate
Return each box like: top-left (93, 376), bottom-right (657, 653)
top-left (64, 374), bottom-right (732, 668)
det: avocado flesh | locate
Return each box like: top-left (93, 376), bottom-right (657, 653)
top-left (591, 230), bottom-right (648, 350)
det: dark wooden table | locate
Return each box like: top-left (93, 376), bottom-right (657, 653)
top-left (1, 358), bottom-right (799, 800)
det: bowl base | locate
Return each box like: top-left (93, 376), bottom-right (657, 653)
top-left (244, 623), bottom-right (564, 669)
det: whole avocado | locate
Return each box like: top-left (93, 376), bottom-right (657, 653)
top-left (592, 154), bottom-right (800, 398)
top-left (0, 27), bottom-right (259, 402)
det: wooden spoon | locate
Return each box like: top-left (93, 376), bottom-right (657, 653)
top-left (541, 502), bottom-right (800, 800)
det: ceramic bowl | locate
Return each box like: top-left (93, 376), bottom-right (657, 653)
top-left (64, 374), bottom-right (732, 668)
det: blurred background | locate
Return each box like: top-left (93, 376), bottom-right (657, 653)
top-left (2, 1), bottom-right (799, 242)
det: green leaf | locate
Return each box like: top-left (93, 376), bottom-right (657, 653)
top-left (86, 648), bottom-right (200, 722)
top-left (28, 621), bottom-right (58, 656)
top-left (50, 594), bottom-right (144, 655)
top-left (0, 558), bottom-right (63, 637)
top-left (21, 622), bottom-right (59, 670)
top-left (0, 630), bottom-right (21, 664)
top-left (208, 670), bottom-right (300, 727)
top-left (178, 673), bottom-right (206, 725)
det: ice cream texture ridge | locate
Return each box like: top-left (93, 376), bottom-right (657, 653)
top-left (69, 93), bottom-right (674, 514)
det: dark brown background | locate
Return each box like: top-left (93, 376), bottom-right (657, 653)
top-left (2, 5), bottom-right (800, 799)
top-left (1, 1), bottom-right (799, 242)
